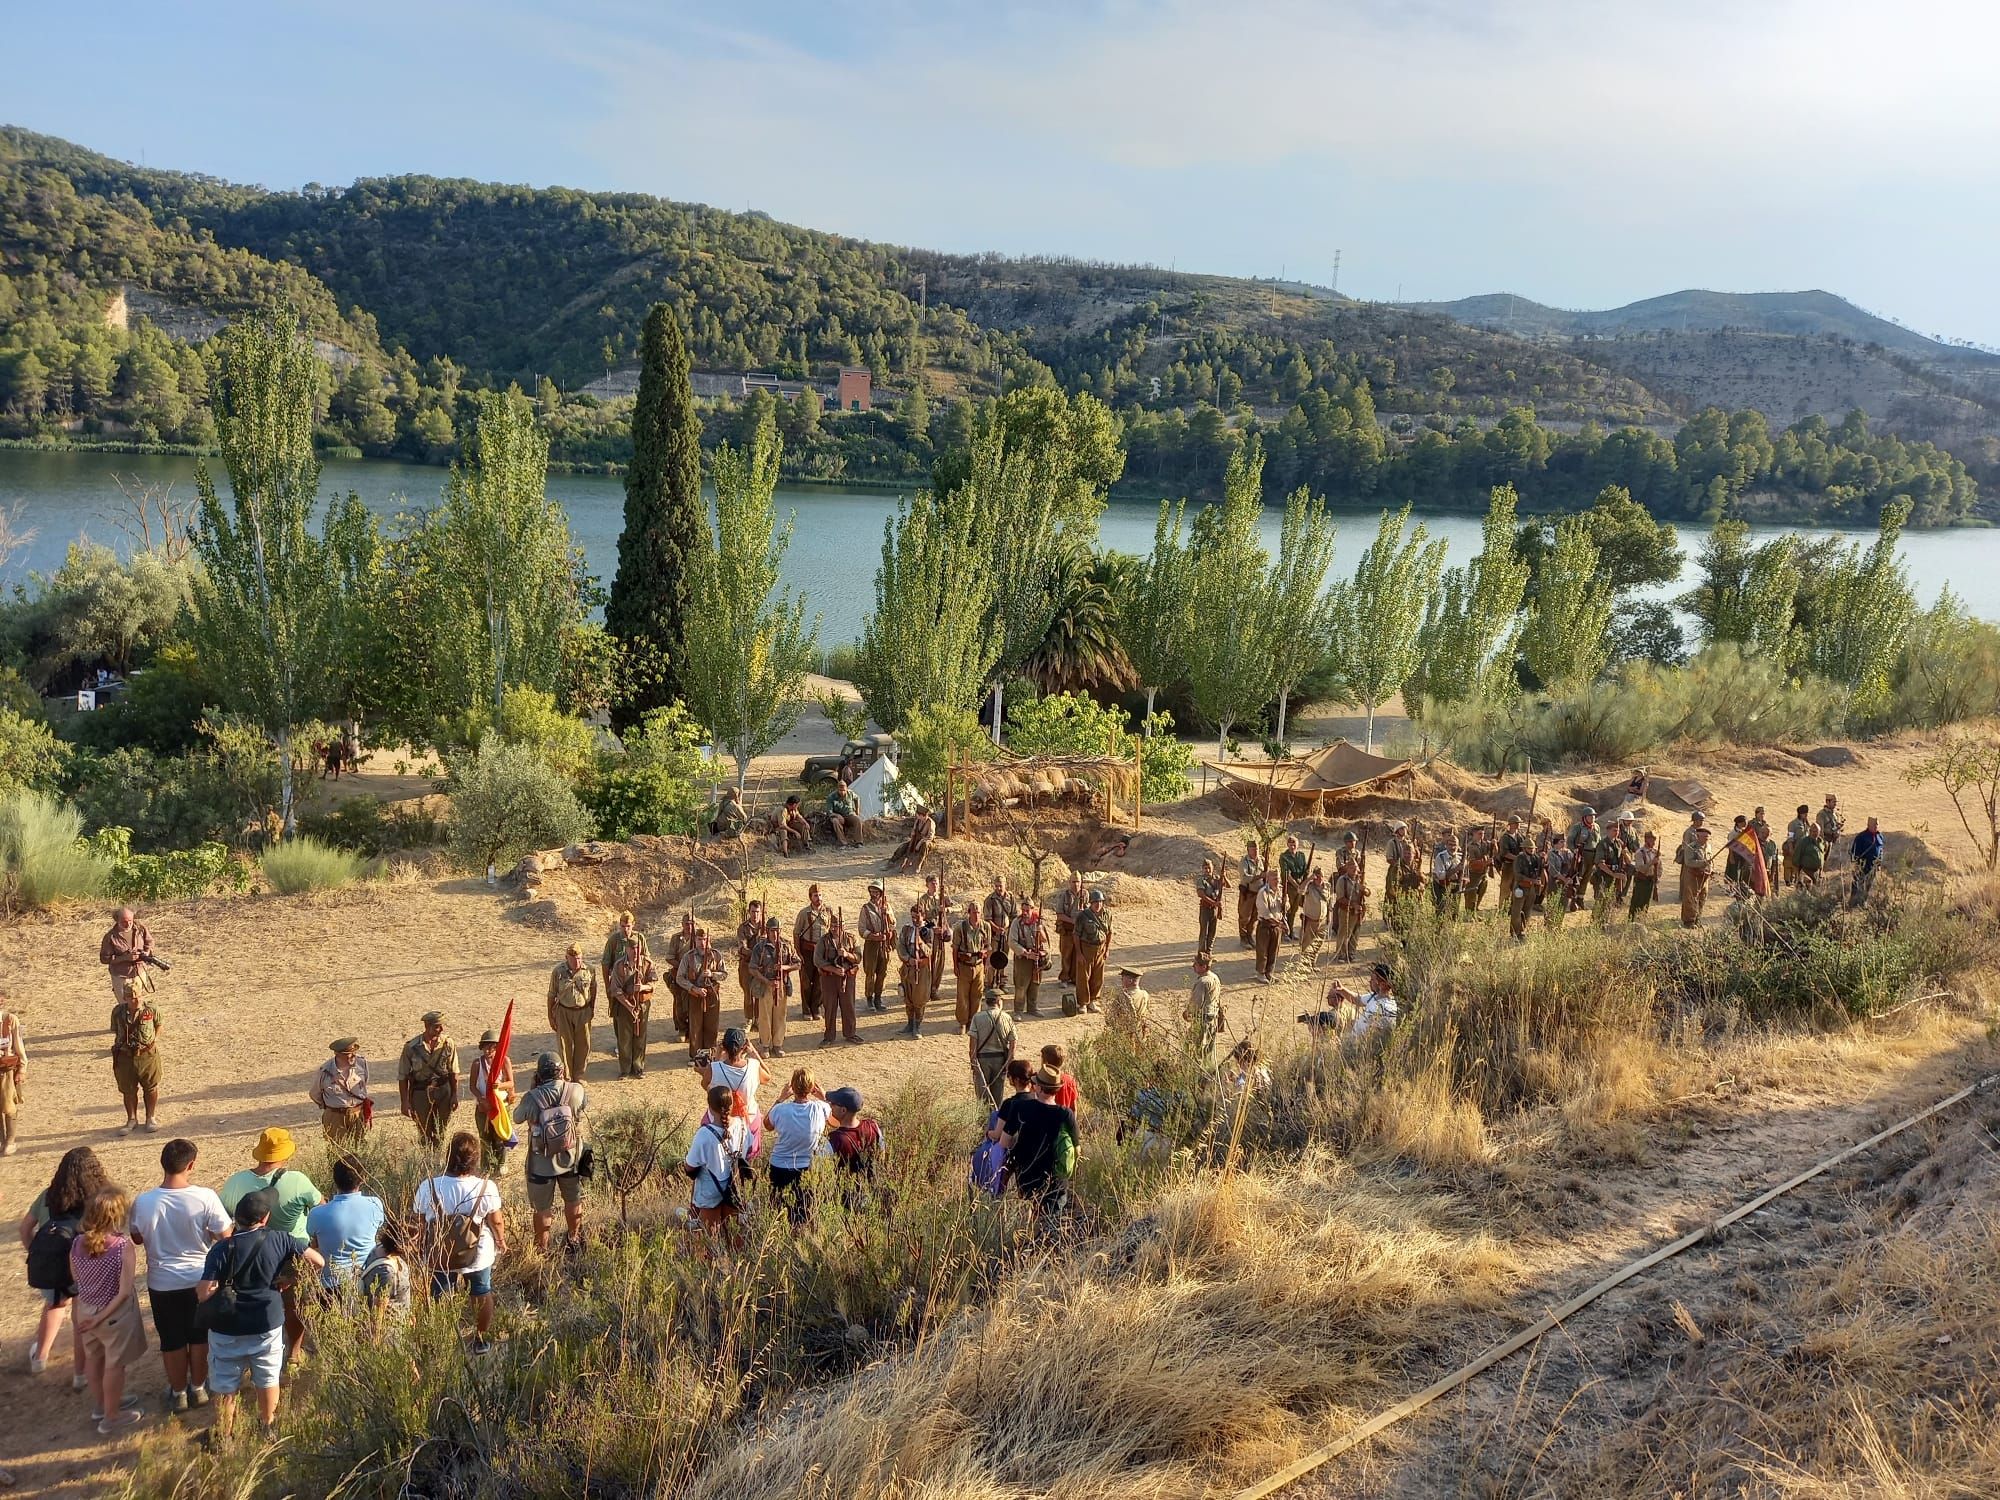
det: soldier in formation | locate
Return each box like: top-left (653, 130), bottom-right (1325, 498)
top-left (1194, 857), bottom-right (1223, 954)
top-left (1236, 838), bottom-right (1263, 947)
top-left (607, 931), bottom-right (656, 1078)
top-left (110, 978), bottom-right (164, 1134)
top-left (967, 986), bottom-right (1016, 1108)
top-left (1073, 889), bottom-right (1112, 1014)
top-left (815, 911), bottom-right (862, 1046)
top-left (1009, 897), bottom-right (1049, 1018)
top-left (1331, 852), bottom-right (1366, 961)
top-left (397, 1009), bottom-right (458, 1145)
top-left (749, 915), bottom-right (797, 1055)
top-left (983, 876), bottom-right (1018, 994)
top-left (858, 882), bottom-right (893, 1013)
top-left (1297, 868), bottom-right (1329, 957)
top-left (1277, 836), bottom-right (1309, 939)
top-left (1185, 950), bottom-right (1224, 1056)
top-left (547, 943), bottom-right (597, 1082)
top-left (1253, 868), bottom-right (1285, 982)
top-left (678, 927), bottom-right (725, 1057)
top-left (951, 899), bottom-right (991, 1031)
top-left (896, 900), bottom-right (932, 1036)
top-left (793, 886), bottom-right (832, 1023)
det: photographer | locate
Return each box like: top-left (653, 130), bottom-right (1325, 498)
top-left (99, 907), bottom-right (165, 1002)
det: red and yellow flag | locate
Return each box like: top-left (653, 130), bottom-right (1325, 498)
top-left (484, 1000), bottom-right (514, 1135)
top-left (1725, 826), bottom-right (1769, 898)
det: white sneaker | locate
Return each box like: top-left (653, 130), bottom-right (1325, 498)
top-left (27, 1349), bottom-right (46, 1374)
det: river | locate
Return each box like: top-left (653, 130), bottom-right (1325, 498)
top-left (1, 448), bottom-right (1995, 644)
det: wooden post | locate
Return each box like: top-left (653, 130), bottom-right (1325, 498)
top-left (945, 763), bottom-right (955, 840)
top-left (1133, 741), bottom-right (1144, 829)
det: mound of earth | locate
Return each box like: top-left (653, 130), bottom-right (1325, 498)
top-left (517, 835), bottom-right (733, 924)
top-left (1795, 744), bottom-right (1866, 769)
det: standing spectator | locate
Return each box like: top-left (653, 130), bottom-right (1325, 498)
top-left (310, 1038), bottom-right (372, 1145)
top-left (20, 1146), bottom-right (109, 1378)
top-left (71, 1186), bottom-right (147, 1433)
top-left (469, 1029), bottom-right (516, 1174)
top-left (109, 978), bottom-right (165, 1134)
top-left (197, 1189), bottom-right (323, 1439)
top-left (1851, 816), bottom-right (1887, 905)
top-left (763, 1067), bottom-right (831, 1219)
top-left (998, 1067), bottom-right (1078, 1224)
top-left (683, 1083), bottom-right (749, 1240)
top-left (1039, 1043), bottom-right (1079, 1111)
top-left (0, 999), bottom-right (24, 1155)
top-left (129, 1139), bottom-right (228, 1413)
top-left (513, 1053), bottom-right (588, 1253)
top-left (825, 1087), bottom-right (884, 1184)
top-left (219, 1128), bottom-right (323, 1367)
top-left (305, 1157), bottom-right (386, 1289)
top-left (413, 1131), bottom-right (505, 1353)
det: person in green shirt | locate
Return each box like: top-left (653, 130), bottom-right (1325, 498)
top-left (218, 1128), bottom-right (323, 1368)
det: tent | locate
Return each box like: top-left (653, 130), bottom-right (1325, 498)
top-left (850, 754), bottom-right (925, 820)
top-left (1210, 740), bottom-right (1416, 815)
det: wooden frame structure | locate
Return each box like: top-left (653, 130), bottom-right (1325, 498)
top-left (943, 744), bottom-right (1145, 839)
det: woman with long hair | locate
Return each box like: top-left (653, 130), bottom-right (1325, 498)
top-left (71, 1186), bottom-right (146, 1433)
top-left (18, 1146), bottom-right (109, 1379)
top-left (762, 1067), bottom-right (830, 1219)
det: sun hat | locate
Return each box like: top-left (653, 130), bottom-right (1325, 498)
top-left (252, 1127), bottom-right (296, 1165)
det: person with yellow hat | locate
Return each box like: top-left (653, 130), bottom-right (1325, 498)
top-left (309, 1038), bottom-right (371, 1145)
top-left (218, 1129), bottom-right (323, 1367)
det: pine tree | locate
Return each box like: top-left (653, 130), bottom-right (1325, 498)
top-left (605, 303), bottom-right (702, 726)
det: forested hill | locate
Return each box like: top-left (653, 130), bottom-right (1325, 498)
top-left (0, 126), bottom-right (1988, 525)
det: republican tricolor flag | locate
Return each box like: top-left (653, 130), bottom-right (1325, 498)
top-left (484, 1000), bottom-right (514, 1137)
top-left (1725, 826), bottom-right (1769, 899)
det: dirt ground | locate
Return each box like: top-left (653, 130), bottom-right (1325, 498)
top-left (0, 724), bottom-right (1986, 1495)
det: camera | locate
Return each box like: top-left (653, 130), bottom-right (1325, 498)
top-left (141, 953), bottom-right (172, 973)
top-left (690, 1049), bottom-right (712, 1068)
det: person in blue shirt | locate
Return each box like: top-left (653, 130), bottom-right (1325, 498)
top-left (304, 1157), bottom-right (385, 1290)
top-left (1850, 816), bottom-right (1886, 905)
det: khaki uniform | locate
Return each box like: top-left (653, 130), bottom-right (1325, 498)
top-left (1496, 830), bottom-right (1526, 903)
top-left (1678, 839), bottom-right (1713, 928)
top-left (1253, 882), bottom-right (1285, 980)
top-left (663, 927), bottom-right (697, 1039)
top-left (100, 921), bottom-right (156, 1002)
top-left (546, 959), bottom-right (598, 1082)
top-left (0, 1010), bottom-right (22, 1148)
top-left (1105, 983), bottom-right (1149, 1036)
top-left (110, 998), bottom-right (163, 1110)
top-left (608, 951), bottom-right (654, 1076)
top-left (967, 1005), bottom-right (1015, 1108)
top-left (1332, 871), bottom-right (1365, 961)
top-left (750, 935), bottom-right (795, 1052)
top-left (1629, 845), bottom-right (1661, 919)
top-left (951, 916), bottom-right (991, 1029)
top-left (793, 904), bottom-right (831, 1019)
top-left (1194, 872), bottom-right (1223, 954)
top-left (1508, 851), bottom-right (1546, 940)
top-left (1278, 849), bottom-right (1309, 933)
top-left (1236, 853), bottom-right (1262, 945)
top-left (816, 930), bottom-right (861, 1043)
top-left (1462, 834), bottom-right (1494, 913)
top-left (1298, 879), bottom-right (1329, 955)
top-left (311, 1056), bottom-right (370, 1144)
top-left (469, 1053), bottom-right (514, 1174)
top-left (678, 947), bottom-right (725, 1057)
top-left (858, 900), bottom-right (893, 1007)
top-left (1074, 905), bottom-right (1111, 1013)
top-left (1186, 972), bottom-right (1223, 1055)
top-left (921, 889), bottom-right (951, 1002)
top-left (982, 890), bottom-right (1018, 990)
top-left (398, 1033), bottom-right (458, 1143)
top-left (1008, 914), bottom-right (1048, 1017)
top-left (1052, 886), bottom-right (1083, 986)
top-left (735, 918), bottom-right (761, 1020)
top-left (897, 920), bottom-right (931, 1029)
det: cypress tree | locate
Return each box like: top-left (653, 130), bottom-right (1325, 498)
top-left (606, 302), bottom-right (703, 725)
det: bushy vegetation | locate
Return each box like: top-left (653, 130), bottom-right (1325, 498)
top-left (1004, 691), bottom-right (1193, 801)
top-left (0, 788), bottom-right (106, 908)
top-left (259, 835), bottom-right (365, 894)
top-left (80, 825), bottom-right (246, 900)
top-left (446, 732), bottom-right (593, 873)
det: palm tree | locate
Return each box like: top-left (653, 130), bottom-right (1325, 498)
top-left (1020, 552), bottom-right (1137, 697)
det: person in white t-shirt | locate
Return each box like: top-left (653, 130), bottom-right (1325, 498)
top-left (412, 1131), bottom-right (505, 1353)
top-left (1353, 963), bottom-right (1399, 1035)
top-left (761, 1066), bottom-right (832, 1220)
top-left (128, 1137), bottom-right (228, 1413)
top-left (683, 1084), bottom-right (749, 1241)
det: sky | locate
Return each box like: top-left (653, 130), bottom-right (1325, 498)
top-left (11, 0), bottom-right (2000, 346)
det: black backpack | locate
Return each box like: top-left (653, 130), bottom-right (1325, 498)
top-left (26, 1214), bottom-right (80, 1293)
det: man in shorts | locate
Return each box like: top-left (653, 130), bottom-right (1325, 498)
top-left (197, 1189), bottom-right (323, 1438)
top-left (513, 1052), bottom-right (588, 1252)
top-left (129, 1137), bottom-right (228, 1413)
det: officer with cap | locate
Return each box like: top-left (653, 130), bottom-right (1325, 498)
top-left (398, 1009), bottom-right (459, 1145)
top-left (310, 1037), bottom-right (371, 1144)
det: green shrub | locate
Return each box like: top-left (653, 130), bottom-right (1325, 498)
top-left (0, 790), bottom-right (109, 908)
top-left (0, 707), bottom-right (69, 794)
top-left (449, 731), bottom-right (593, 872)
top-left (300, 798), bottom-right (447, 855)
top-left (581, 702), bottom-right (717, 841)
top-left (1137, 711), bottom-right (1195, 801)
top-left (60, 645), bottom-right (214, 756)
top-left (80, 825), bottom-right (249, 900)
top-left (890, 702), bottom-right (991, 802)
top-left (66, 742), bottom-right (274, 850)
top-left (444, 686), bottom-right (598, 781)
top-left (260, 836), bottom-right (366, 895)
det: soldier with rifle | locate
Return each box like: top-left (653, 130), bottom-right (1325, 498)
top-left (1508, 836), bottom-right (1548, 941)
top-left (793, 886), bottom-right (832, 1022)
top-left (858, 882), bottom-right (893, 1013)
top-left (919, 873), bottom-right (950, 1007)
top-left (951, 899), bottom-right (991, 1031)
top-left (1008, 897), bottom-right (1050, 1019)
top-left (678, 927), bottom-right (726, 1058)
top-left (1277, 836), bottom-right (1309, 939)
top-left (982, 876), bottom-right (1018, 994)
top-left (608, 936), bottom-right (657, 1077)
top-left (1331, 851), bottom-right (1366, 962)
top-left (1253, 868), bottom-right (1285, 982)
top-left (734, 900), bottom-right (765, 1022)
top-left (896, 900), bottom-right (932, 1036)
top-left (1628, 830), bottom-right (1662, 920)
top-left (815, 912), bottom-right (862, 1046)
top-left (1194, 857), bottom-right (1224, 955)
top-left (1429, 831), bottom-right (1464, 919)
top-left (1462, 823), bottom-right (1496, 915)
top-left (1496, 815), bottom-right (1526, 902)
top-left (1235, 838), bottom-right (1263, 948)
top-left (1298, 867), bottom-right (1329, 959)
top-left (663, 912), bottom-right (699, 1042)
top-left (749, 916), bottom-right (797, 1056)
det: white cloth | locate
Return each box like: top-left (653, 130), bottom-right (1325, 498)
top-left (128, 1185), bottom-right (229, 1290)
top-left (412, 1175), bottom-right (502, 1272)
top-left (765, 1098), bottom-right (833, 1170)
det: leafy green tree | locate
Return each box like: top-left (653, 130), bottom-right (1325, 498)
top-left (583, 702), bottom-right (717, 840)
top-left (855, 487), bottom-right (999, 733)
top-left (1266, 483), bottom-right (1340, 745)
top-left (679, 418), bottom-right (821, 788)
top-left (1331, 503), bottom-right (1444, 750)
top-left (436, 389), bottom-right (577, 715)
top-left (447, 731), bottom-right (593, 874)
top-left (1890, 591), bottom-right (2000, 727)
top-left (1118, 499), bottom-right (1198, 737)
top-left (1408, 485), bottom-right (1530, 708)
top-left (184, 314), bottom-right (346, 835)
top-left (888, 704), bottom-right (993, 803)
top-left (1682, 520), bottom-right (1800, 661)
top-left (0, 708), bottom-right (68, 794)
top-left (1185, 439), bottom-right (1279, 759)
top-left (1521, 485), bottom-right (1681, 600)
top-left (1520, 517), bottom-right (1614, 692)
top-left (605, 303), bottom-right (703, 724)
top-left (1797, 499), bottom-right (1918, 711)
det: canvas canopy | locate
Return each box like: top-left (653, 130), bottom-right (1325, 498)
top-left (851, 754), bottom-right (925, 820)
top-left (1211, 740), bottom-right (1416, 814)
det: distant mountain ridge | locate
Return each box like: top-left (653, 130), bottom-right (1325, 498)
top-left (1408, 289), bottom-right (2000, 368)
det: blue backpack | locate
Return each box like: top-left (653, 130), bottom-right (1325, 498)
top-left (970, 1113), bottom-right (1007, 1196)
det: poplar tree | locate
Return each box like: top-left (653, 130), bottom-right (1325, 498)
top-left (1798, 498), bottom-right (1917, 708)
top-left (606, 302), bottom-right (702, 725)
top-left (855, 486), bottom-right (999, 733)
top-left (1121, 497), bottom-right (1198, 737)
top-left (1407, 485), bottom-right (1531, 708)
top-left (1267, 483), bottom-right (1340, 746)
top-left (1333, 504), bottom-right (1444, 750)
top-left (186, 312), bottom-right (344, 835)
top-left (679, 417), bottom-right (821, 788)
top-left (1185, 439), bottom-right (1279, 760)
top-left (1520, 516), bottom-right (1614, 692)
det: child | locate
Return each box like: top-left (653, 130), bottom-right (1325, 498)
top-left (360, 1219), bottom-right (412, 1313)
top-left (826, 1087), bottom-right (884, 1181)
top-left (1039, 1043), bottom-right (1079, 1112)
